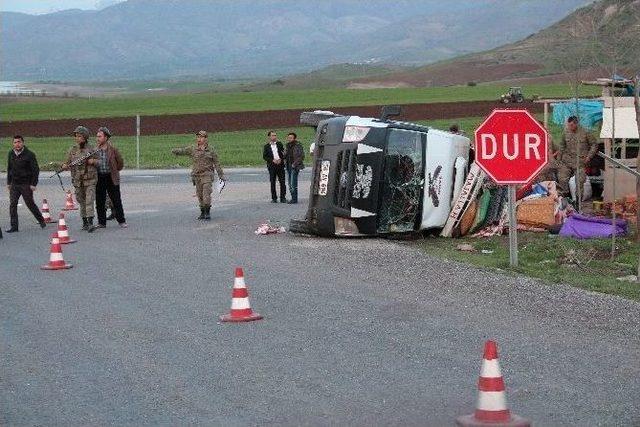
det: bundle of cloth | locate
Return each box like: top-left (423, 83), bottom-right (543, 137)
top-left (255, 223), bottom-right (286, 235)
top-left (559, 214), bottom-right (627, 239)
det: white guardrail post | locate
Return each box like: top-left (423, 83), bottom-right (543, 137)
top-left (136, 114), bottom-right (141, 169)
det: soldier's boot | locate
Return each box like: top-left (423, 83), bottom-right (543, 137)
top-left (86, 217), bottom-right (94, 230)
top-left (197, 206), bottom-right (205, 220)
top-left (203, 205), bottom-right (211, 220)
top-left (82, 217), bottom-right (89, 230)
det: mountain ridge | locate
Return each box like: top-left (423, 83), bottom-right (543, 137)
top-left (0, 0), bottom-right (589, 81)
top-left (347, 0), bottom-right (640, 87)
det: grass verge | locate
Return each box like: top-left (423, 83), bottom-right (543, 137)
top-left (417, 233), bottom-right (640, 301)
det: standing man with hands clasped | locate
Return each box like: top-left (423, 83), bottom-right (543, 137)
top-left (6, 135), bottom-right (46, 233)
top-left (263, 131), bottom-right (287, 203)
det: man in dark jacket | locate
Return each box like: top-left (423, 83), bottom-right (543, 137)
top-left (88, 127), bottom-right (127, 232)
top-left (6, 135), bottom-right (46, 232)
top-left (284, 132), bottom-right (304, 204)
top-left (263, 131), bottom-right (287, 203)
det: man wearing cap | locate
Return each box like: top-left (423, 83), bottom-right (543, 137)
top-left (171, 130), bottom-right (226, 220)
top-left (557, 116), bottom-right (598, 197)
top-left (6, 135), bottom-right (47, 233)
top-left (88, 127), bottom-right (127, 231)
top-left (51, 126), bottom-right (99, 230)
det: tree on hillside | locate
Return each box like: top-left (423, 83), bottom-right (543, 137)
top-left (634, 76), bottom-right (640, 244)
top-left (590, 3), bottom-right (640, 255)
top-left (555, 8), bottom-right (597, 104)
top-left (554, 10), bottom-right (600, 211)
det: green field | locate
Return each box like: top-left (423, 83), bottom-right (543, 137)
top-left (0, 115), bottom-right (567, 170)
top-left (0, 127), bottom-right (317, 171)
top-left (1, 83), bottom-right (599, 122)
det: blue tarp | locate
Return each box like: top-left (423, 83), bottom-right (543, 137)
top-left (552, 99), bottom-right (604, 130)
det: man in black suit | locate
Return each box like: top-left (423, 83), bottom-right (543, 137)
top-left (6, 135), bottom-right (46, 233)
top-left (262, 131), bottom-right (287, 203)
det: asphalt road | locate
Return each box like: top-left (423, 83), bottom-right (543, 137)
top-left (1, 169), bottom-right (639, 426)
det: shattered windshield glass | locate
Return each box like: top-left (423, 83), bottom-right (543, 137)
top-left (377, 129), bottom-right (425, 233)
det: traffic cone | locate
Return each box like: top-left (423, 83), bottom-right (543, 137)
top-left (456, 341), bottom-right (531, 427)
top-left (41, 199), bottom-right (57, 223)
top-left (220, 268), bottom-right (263, 322)
top-left (41, 231), bottom-right (72, 270)
top-left (62, 190), bottom-right (78, 211)
top-left (57, 212), bottom-right (77, 244)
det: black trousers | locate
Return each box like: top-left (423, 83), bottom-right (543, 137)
top-left (9, 184), bottom-right (44, 229)
top-left (268, 164), bottom-right (286, 201)
top-left (96, 174), bottom-right (125, 226)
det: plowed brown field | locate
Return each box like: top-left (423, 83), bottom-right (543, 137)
top-left (0, 100), bottom-right (543, 138)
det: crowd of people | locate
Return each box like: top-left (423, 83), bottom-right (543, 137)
top-left (3, 126), bottom-right (127, 239)
top-left (171, 129), bottom-right (306, 219)
top-left (2, 127), bottom-right (307, 238)
top-left (3, 115), bottom-right (594, 240)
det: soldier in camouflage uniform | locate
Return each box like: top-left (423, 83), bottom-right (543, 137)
top-left (53, 126), bottom-right (99, 230)
top-left (171, 130), bottom-right (225, 220)
top-left (557, 116), bottom-right (598, 197)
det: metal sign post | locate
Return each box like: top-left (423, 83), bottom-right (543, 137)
top-left (508, 185), bottom-right (518, 267)
top-left (136, 114), bottom-right (141, 169)
top-left (474, 109), bottom-right (549, 269)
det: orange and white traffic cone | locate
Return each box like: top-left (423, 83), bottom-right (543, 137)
top-left (220, 268), bottom-right (263, 322)
top-left (456, 341), bottom-right (531, 427)
top-left (41, 231), bottom-right (72, 270)
top-left (57, 212), bottom-right (77, 244)
top-left (62, 190), bottom-right (78, 211)
top-left (41, 199), bottom-right (57, 223)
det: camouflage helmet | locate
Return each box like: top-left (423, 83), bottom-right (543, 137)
top-left (73, 126), bottom-right (90, 140)
top-left (97, 126), bottom-right (112, 139)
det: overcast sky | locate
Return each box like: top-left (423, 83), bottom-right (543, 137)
top-left (0, 0), bottom-right (123, 14)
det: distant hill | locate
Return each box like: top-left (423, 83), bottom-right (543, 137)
top-left (0, 0), bottom-right (589, 81)
top-left (348, 0), bottom-right (640, 88)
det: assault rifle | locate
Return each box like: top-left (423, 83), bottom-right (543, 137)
top-left (49, 148), bottom-right (100, 191)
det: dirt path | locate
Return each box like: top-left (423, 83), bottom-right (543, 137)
top-left (1, 100), bottom-right (542, 138)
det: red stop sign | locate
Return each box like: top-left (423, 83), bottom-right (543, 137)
top-left (474, 109), bottom-right (549, 184)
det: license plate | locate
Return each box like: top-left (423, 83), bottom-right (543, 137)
top-left (318, 160), bottom-right (330, 196)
